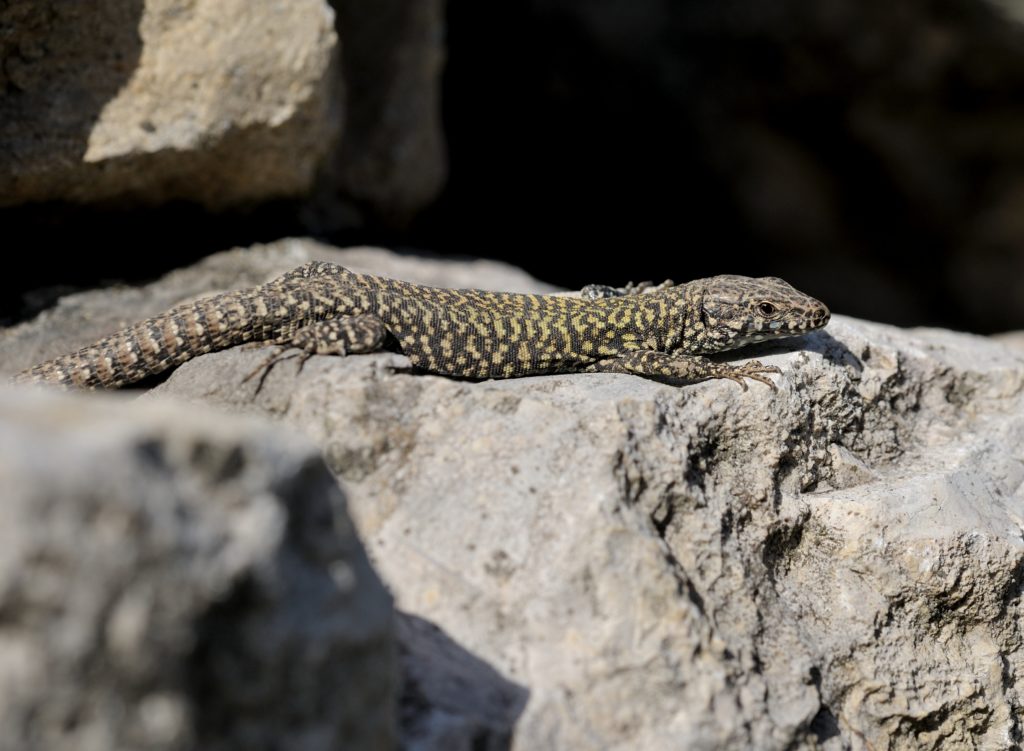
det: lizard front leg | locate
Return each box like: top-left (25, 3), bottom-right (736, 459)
top-left (286, 314), bottom-right (388, 355)
top-left (587, 350), bottom-right (780, 390)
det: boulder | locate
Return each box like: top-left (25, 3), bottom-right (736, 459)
top-left (159, 313), bottom-right (1024, 750)
top-left (0, 0), bottom-right (337, 208)
top-left (0, 390), bottom-right (396, 750)
top-left (0, 0), bottom-right (448, 222)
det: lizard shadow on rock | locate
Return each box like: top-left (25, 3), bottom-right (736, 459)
top-left (798, 329), bottom-right (861, 374)
top-left (711, 329), bottom-right (861, 376)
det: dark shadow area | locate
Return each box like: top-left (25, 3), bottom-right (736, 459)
top-left (808, 667), bottom-right (842, 742)
top-left (397, 611), bottom-right (529, 749)
top-left (0, 1), bottom-right (144, 323)
top-left (730, 330), bottom-right (861, 376)
top-left (0, 200), bottom-right (312, 326)
top-left (799, 330), bottom-right (862, 375)
top-left (413, 1), bottom-right (737, 292)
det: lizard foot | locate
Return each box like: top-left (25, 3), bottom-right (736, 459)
top-left (720, 361), bottom-right (782, 391)
top-left (242, 346), bottom-right (313, 394)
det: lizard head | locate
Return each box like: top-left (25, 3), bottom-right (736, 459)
top-left (688, 275), bottom-right (830, 353)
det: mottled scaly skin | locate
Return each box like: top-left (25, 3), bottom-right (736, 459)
top-left (12, 262), bottom-right (830, 390)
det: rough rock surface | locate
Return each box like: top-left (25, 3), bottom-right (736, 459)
top-left (0, 0), bottom-right (338, 208)
top-left (0, 390), bottom-right (395, 751)
top-left (5, 244), bottom-right (1024, 749)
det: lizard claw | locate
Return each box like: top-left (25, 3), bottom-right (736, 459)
top-left (242, 346), bottom-right (312, 394)
top-left (725, 373), bottom-right (750, 391)
top-left (732, 360), bottom-right (781, 390)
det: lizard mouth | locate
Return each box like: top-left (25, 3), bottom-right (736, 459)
top-left (744, 307), bottom-right (829, 343)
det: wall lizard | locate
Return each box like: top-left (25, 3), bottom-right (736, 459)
top-left (11, 262), bottom-right (830, 390)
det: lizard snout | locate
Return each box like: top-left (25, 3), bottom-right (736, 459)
top-left (806, 305), bottom-right (830, 328)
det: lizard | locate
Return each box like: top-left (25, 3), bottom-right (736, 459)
top-left (10, 262), bottom-right (830, 391)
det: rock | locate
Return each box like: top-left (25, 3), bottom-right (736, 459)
top-left (0, 0), bottom-right (338, 208)
top-left (0, 0), bottom-right (449, 223)
top-left (993, 330), bottom-right (1024, 352)
top-left (0, 389), bottom-right (396, 751)
top-left (153, 314), bottom-right (1024, 750)
top-left (5, 245), bottom-right (1024, 749)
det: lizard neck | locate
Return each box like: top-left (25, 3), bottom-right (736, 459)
top-left (583, 293), bottom-right (690, 354)
top-left (632, 287), bottom-right (696, 353)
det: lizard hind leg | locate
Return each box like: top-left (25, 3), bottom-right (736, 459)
top-left (243, 314), bottom-right (388, 391)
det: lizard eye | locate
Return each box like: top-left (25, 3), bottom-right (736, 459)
top-left (757, 302), bottom-right (777, 317)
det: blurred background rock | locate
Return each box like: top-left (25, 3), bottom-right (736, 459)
top-left (3, 0), bottom-right (1024, 333)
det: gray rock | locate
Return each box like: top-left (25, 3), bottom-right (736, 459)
top-left (6, 244), bottom-right (1024, 749)
top-left (993, 330), bottom-right (1024, 352)
top-left (0, 0), bottom-right (338, 208)
top-left (0, 389), bottom-right (396, 751)
top-left (0, 0), bottom-right (448, 223)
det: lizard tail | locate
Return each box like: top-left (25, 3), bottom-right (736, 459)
top-left (11, 289), bottom-right (282, 390)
